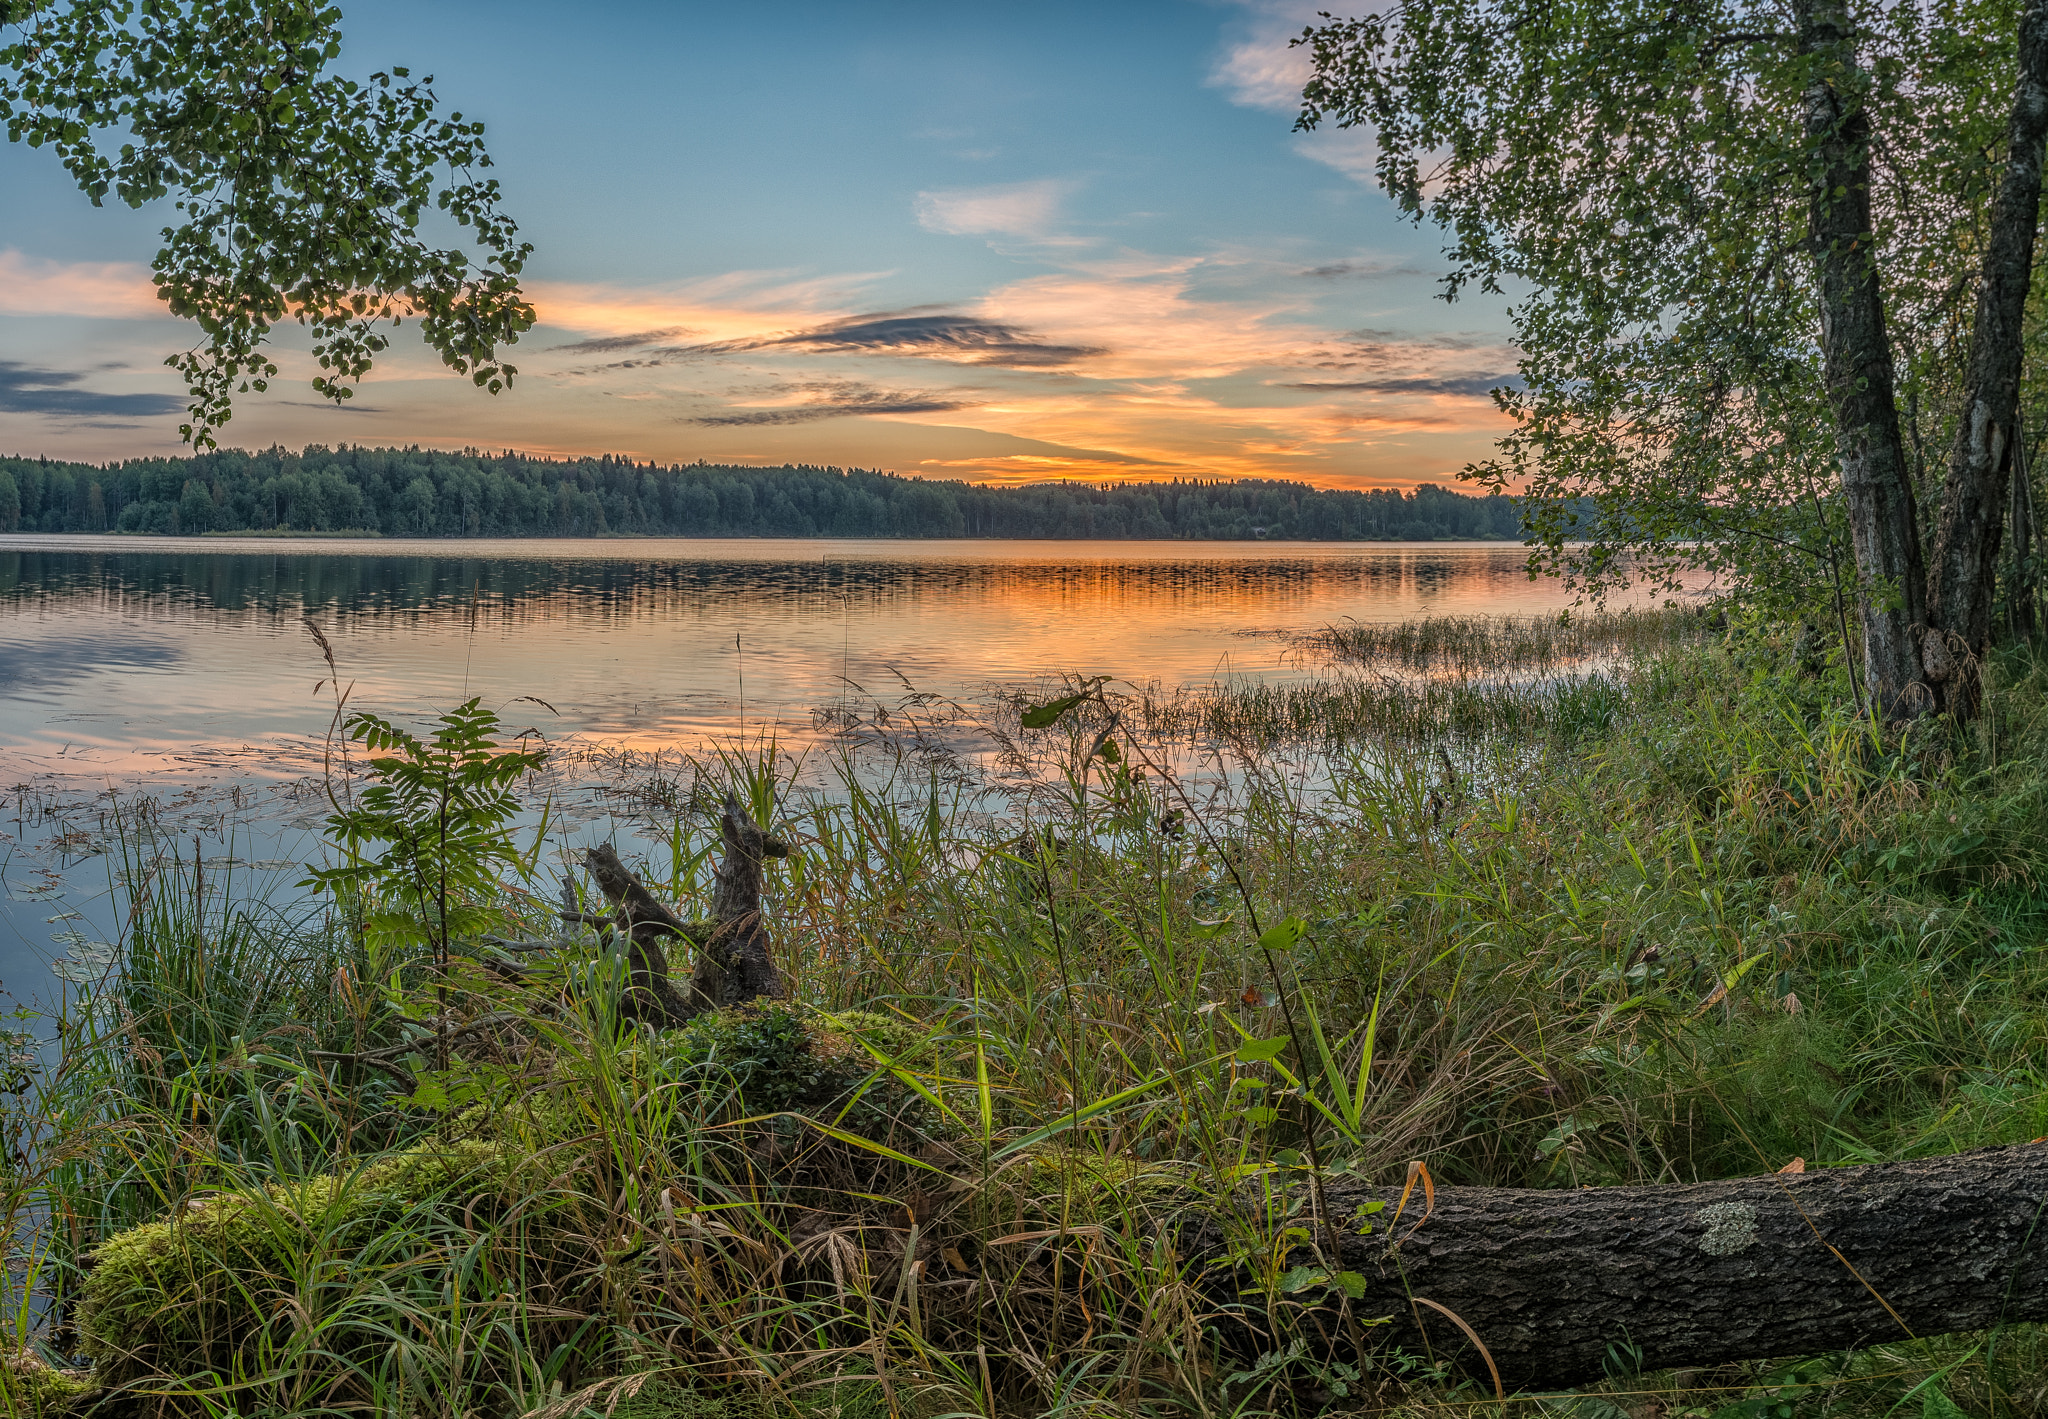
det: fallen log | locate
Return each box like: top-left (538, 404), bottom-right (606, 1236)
top-left (1200, 1143), bottom-right (2048, 1392)
top-left (581, 794), bottom-right (788, 1025)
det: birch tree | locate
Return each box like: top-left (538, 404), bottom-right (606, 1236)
top-left (1297, 0), bottom-right (2048, 719)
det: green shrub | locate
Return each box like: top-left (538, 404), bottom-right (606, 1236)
top-left (657, 1004), bottom-right (932, 1138)
top-left (0, 1352), bottom-right (96, 1417)
top-left (77, 1139), bottom-right (525, 1393)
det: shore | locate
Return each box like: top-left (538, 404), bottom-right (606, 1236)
top-left (4, 612), bottom-right (2044, 1417)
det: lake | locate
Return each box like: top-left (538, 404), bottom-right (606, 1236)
top-left (0, 534), bottom-right (1630, 1000)
top-left (0, 536), bottom-right (1606, 783)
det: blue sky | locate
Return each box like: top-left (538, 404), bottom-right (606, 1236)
top-left (0, 0), bottom-right (1518, 488)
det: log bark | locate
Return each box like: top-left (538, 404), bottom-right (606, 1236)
top-left (697, 794), bottom-right (790, 1009)
top-left (1796, 0), bottom-right (1932, 720)
top-left (580, 794), bottom-right (789, 1025)
top-left (1926, 0), bottom-right (2048, 709)
top-left (1190, 1144), bottom-right (2048, 1393)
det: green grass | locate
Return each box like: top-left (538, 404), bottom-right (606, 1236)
top-left (3, 613), bottom-right (2046, 1417)
top-left (1298, 605), bottom-right (1708, 677)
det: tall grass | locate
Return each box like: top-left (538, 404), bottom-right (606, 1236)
top-left (4, 619), bottom-right (2048, 1417)
top-left (1297, 606), bottom-right (1710, 677)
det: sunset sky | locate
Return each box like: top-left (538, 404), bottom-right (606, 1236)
top-left (0, 0), bottom-right (1520, 489)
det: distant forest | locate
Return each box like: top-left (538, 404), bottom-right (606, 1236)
top-left (0, 446), bottom-right (1527, 541)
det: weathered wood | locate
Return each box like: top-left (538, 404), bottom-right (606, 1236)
top-left (580, 795), bottom-right (789, 1025)
top-left (1190, 1144), bottom-right (2048, 1392)
top-left (695, 794), bottom-right (790, 1010)
top-left (581, 843), bottom-right (703, 1025)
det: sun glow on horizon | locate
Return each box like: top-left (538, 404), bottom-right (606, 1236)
top-left (0, 2), bottom-right (1520, 485)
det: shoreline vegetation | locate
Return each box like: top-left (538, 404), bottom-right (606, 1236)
top-left (197, 527), bottom-right (385, 540)
top-left (4, 608), bottom-right (2046, 1417)
top-left (0, 448), bottom-right (1531, 542)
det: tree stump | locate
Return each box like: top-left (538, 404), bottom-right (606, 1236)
top-left (698, 793), bottom-right (790, 1009)
top-left (580, 794), bottom-right (789, 1026)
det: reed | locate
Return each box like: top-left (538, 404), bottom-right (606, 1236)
top-left (1297, 606), bottom-right (1711, 677)
top-left (4, 619), bottom-right (2046, 1417)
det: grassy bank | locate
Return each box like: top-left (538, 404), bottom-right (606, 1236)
top-left (5, 613), bottom-right (2047, 1418)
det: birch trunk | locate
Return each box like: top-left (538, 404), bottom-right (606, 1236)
top-left (1796, 0), bottom-right (1931, 719)
top-left (1926, 0), bottom-right (2048, 708)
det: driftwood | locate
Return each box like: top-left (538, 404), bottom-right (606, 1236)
top-left (580, 794), bottom-right (789, 1026)
top-left (1192, 1143), bottom-right (2048, 1392)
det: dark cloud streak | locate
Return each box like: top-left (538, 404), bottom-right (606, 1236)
top-left (578, 309), bottom-right (1102, 371)
top-left (687, 381), bottom-right (979, 426)
top-left (548, 327), bottom-right (699, 354)
top-left (0, 361), bottom-right (186, 420)
top-left (1286, 373), bottom-right (1521, 397)
top-left (1299, 259), bottom-right (1438, 281)
top-left (766, 311), bottom-right (1101, 367)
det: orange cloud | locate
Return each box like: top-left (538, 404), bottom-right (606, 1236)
top-left (0, 249), bottom-right (162, 320)
top-left (0, 239), bottom-right (1514, 491)
top-left (506, 249), bottom-right (1515, 487)
top-left (526, 270), bottom-right (882, 343)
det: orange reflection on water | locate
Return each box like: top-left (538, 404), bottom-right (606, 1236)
top-left (0, 536), bottom-right (1693, 782)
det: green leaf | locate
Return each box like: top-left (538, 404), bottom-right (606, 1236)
top-left (988, 1070), bottom-right (1181, 1161)
top-left (1236, 1035), bottom-right (1291, 1063)
top-left (1922, 1385), bottom-right (1973, 1419)
top-left (766, 1114), bottom-right (947, 1175)
top-left (1020, 693), bottom-right (1085, 729)
top-left (1535, 1117), bottom-right (1585, 1158)
top-left (1257, 918), bottom-right (1307, 953)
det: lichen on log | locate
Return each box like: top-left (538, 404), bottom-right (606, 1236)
top-left (1194, 1142), bottom-right (2048, 1391)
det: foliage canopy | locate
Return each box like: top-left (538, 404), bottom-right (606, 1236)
top-left (0, 445), bottom-right (1533, 540)
top-left (1296, 0), bottom-right (2039, 623)
top-left (0, 0), bottom-right (534, 444)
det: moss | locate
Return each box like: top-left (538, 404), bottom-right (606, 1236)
top-left (817, 1009), bottom-right (921, 1056)
top-left (73, 1011), bottom-right (935, 1400)
top-left (0, 1352), bottom-right (97, 1416)
top-left (659, 1004), bottom-right (933, 1136)
top-left (77, 1138), bottom-right (524, 1390)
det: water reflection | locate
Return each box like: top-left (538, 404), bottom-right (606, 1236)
top-left (0, 538), bottom-right (1542, 615)
top-left (0, 533), bottom-right (1668, 1005)
top-left (0, 536), bottom-right (1582, 787)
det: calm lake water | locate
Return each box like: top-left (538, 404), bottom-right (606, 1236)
top-left (0, 535), bottom-right (1601, 784)
top-left (0, 534), bottom-right (1622, 1000)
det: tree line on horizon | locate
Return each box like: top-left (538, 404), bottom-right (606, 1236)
top-left (0, 447), bottom-right (1528, 542)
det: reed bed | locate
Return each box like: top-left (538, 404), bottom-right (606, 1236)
top-left (1119, 669), bottom-right (1633, 750)
top-left (3, 619), bottom-right (2047, 1418)
top-left (1105, 608), bottom-right (1716, 752)
top-left (1297, 606), bottom-right (1711, 677)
